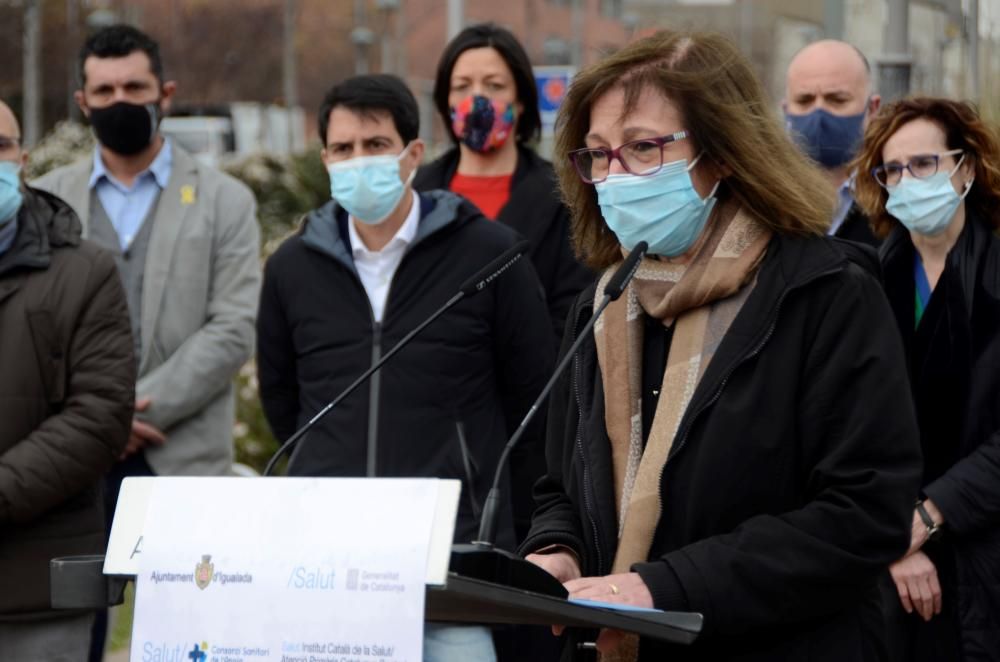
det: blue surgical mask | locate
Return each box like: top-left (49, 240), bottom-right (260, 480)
top-left (595, 154), bottom-right (720, 258)
top-left (886, 156), bottom-right (973, 236)
top-left (327, 146), bottom-right (413, 225)
top-left (786, 106), bottom-right (866, 168)
top-left (0, 161), bottom-right (23, 226)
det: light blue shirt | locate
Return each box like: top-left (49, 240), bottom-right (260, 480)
top-left (89, 140), bottom-right (173, 252)
top-left (829, 176), bottom-right (855, 236)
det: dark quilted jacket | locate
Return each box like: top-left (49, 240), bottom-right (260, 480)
top-left (0, 186), bottom-right (134, 618)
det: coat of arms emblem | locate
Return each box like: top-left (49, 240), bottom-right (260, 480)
top-left (195, 554), bottom-right (214, 590)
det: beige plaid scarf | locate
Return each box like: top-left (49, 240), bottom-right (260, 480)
top-left (593, 204), bottom-right (771, 661)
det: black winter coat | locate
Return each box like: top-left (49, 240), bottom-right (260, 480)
top-left (881, 214), bottom-right (1000, 661)
top-left (0, 187), bottom-right (134, 618)
top-left (520, 233), bottom-right (923, 661)
top-left (838, 202), bottom-right (881, 248)
top-left (414, 145), bottom-right (593, 344)
top-left (257, 191), bottom-right (555, 548)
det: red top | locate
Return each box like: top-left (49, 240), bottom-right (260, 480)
top-left (449, 172), bottom-right (513, 220)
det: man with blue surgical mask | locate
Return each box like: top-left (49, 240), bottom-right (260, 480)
top-left (0, 99), bottom-right (134, 661)
top-left (256, 74), bottom-right (554, 662)
top-left (785, 39), bottom-right (881, 247)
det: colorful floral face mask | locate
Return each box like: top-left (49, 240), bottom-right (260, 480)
top-left (450, 95), bottom-right (516, 153)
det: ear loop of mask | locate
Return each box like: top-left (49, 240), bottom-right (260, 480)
top-left (399, 143), bottom-right (417, 188)
top-left (688, 151), bottom-right (722, 200)
top-left (949, 154), bottom-right (975, 200)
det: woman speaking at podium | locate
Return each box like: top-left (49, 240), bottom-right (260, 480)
top-left (519, 30), bottom-right (922, 662)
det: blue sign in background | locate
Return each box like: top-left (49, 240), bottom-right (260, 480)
top-left (534, 66), bottom-right (575, 113)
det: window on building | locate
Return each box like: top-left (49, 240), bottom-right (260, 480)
top-left (600, 0), bottom-right (623, 18)
top-left (543, 36), bottom-right (572, 65)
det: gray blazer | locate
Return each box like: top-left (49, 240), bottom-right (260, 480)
top-left (33, 144), bottom-right (261, 476)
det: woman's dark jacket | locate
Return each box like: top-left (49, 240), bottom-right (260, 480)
top-left (0, 187), bottom-right (134, 618)
top-left (520, 233), bottom-right (923, 661)
top-left (413, 145), bottom-right (592, 343)
top-left (881, 214), bottom-right (1000, 660)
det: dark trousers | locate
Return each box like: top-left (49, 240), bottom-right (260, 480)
top-left (88, 452), bottom-right (155, 662)
top-left (494, 624), bottom-right (565, 662)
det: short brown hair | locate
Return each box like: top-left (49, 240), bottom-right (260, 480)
top-left (852, 97), bottom-right (1000, 239)
top-left (555, 30), bottom-right (833, 270)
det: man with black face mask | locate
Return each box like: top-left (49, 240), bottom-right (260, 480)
top-left (32, 24), bottom-right (261, 661)
top-left (784, 39), bottom-right (882, 247)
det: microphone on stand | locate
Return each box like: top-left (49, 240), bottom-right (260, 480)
top-left (262, 240), bottom-right (531, 477)
top-left (450, 242), bottom-right (648, 596)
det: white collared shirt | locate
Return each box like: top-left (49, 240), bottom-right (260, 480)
top-left (348, 191), bottom-right (420, 322)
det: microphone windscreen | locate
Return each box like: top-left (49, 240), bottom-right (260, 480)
top-left (459, 240), bottom-right (531, 296)
top-left (603, 241), bottom-right (648, 301)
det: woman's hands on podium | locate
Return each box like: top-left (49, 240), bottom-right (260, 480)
top-left (527, 551), bottom-right (655, 653)
top-left (525, 549), bottom-right (582, 583)
top-left (563, 573), bottom-right (654, 652)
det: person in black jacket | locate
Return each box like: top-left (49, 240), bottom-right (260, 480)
top-left (784, 40), bottom-right (881, 248)
top-left (413, 23), bottom-right (591, 344)
top-left (256, 74), bottom-right (554, 662)
top-left (519, 31), bottom-right (922, 662)
top-left (853, 97), bottom-right (1000, 662)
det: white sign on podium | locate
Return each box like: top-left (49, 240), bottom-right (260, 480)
top-left (108, 477), bottom-right (459, 662)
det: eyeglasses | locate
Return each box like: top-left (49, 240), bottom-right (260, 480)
top-left (871, 149), bottom-right (964, 188)
top-left (0, 135), bottom-right (20, 151)
top-left (568, 131), bottom-right (689, 184)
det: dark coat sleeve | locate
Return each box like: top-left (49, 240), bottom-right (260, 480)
top-left (633, 266), bottom-right (922, 636)
top-left (920, 234), bottom-right (1000, 535)
top-left (0, 249), bottom-right (134, 525)
top-left (493, 251), bottom-right (557, 541)
top-left (924, 430), bottom-right (1000, 536)
top-left (517, 292), bottom-right (592, 563)
top-left (257, 253), bottom-right (301, 443)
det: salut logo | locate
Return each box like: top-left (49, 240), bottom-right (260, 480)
top-left (286, 565), bottom-right (336, 590)
top-left (140, 640), bottom-right (208, 662)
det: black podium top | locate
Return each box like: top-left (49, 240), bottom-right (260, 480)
top-left (427, 573), bottom-right (702, 645)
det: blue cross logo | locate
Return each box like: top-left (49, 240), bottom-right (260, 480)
top-left (188, 643), bottom-right (207, 662)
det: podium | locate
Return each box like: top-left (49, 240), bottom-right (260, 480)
top-left (52, 477), bottom-right (702, 651)
top-left (52, 563), bottom-right (702, 647)
top-left (427, 573), bottom-right (701, 644)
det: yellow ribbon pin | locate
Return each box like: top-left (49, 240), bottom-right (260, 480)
top-left (181, 185), bottom-right (196, 205)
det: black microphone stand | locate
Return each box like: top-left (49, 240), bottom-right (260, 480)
top-left (450, 242), bottom-right (648, 597)
top-left (262, 241), bottom-right (530, 477)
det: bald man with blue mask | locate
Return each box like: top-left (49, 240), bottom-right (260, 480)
top-left (784, 39), bottom-right (882, 247)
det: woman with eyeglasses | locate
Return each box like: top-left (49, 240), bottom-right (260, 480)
top-left (852, 97), bottom-right (1000, 662)
top-left (414, 23), bottom-right (591, 347)
top-left (517, 30), bottom-right (922, 662)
